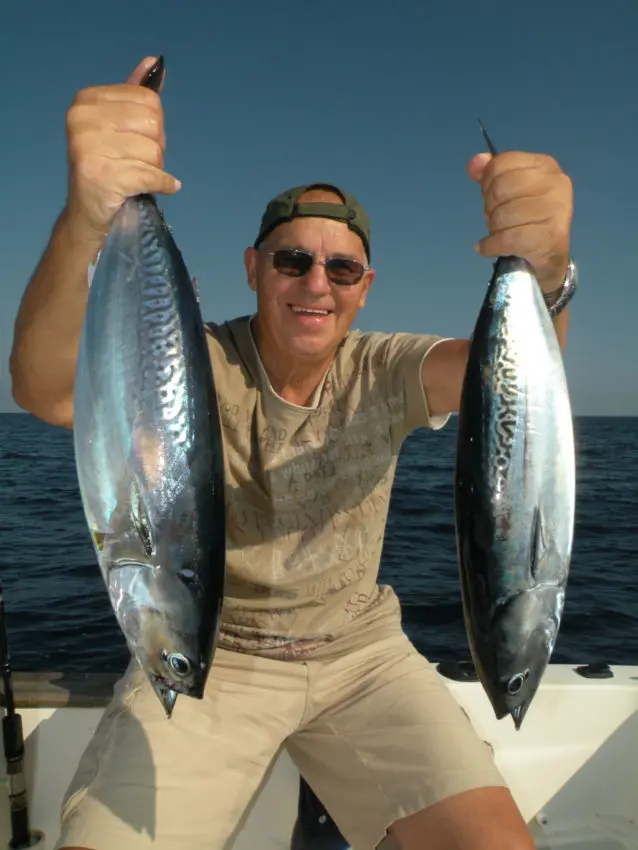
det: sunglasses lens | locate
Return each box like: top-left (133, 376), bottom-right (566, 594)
top-left (270, 249), bottom-right (365, 286)
top-left (325, 258), bottom-right (364, 285)
top-left (272, 249), bottom-right (313, 277)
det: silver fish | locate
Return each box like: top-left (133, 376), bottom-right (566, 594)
top-left (73, 56), bottom-right (226, 717)
top-left (453, 123), bottom-right (575, 729)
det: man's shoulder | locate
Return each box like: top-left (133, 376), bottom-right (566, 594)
top-left (205, 314), bottom-right (250, 342)
top-left (337, 327), bottom-right (397, 357)
top-left (203, 314), bottom-right (258, 386)
top-left (337, 327), bottom-right (439, 366)
top-left (204, 315), bottom-right (253, 359)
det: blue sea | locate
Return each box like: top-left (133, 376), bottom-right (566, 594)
top-left (1, 412), bottom-right (637, 674)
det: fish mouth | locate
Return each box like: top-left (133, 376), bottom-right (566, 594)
top-left (149, 674), bottom-right (205, 718)
top-left (153, 672), bottom-right (205, 699)
top-left (510, 702), bottom-right (529, 731)
top-left (153, 680), bottom-right (178, 718)
top-left (491, 696), bottom-right (531, 730)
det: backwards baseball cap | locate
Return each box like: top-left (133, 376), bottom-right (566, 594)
top-left (253, 183), bottom-right (371, 261)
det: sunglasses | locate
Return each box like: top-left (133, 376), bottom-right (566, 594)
top-left (264, 248), bottom-right (370, 286)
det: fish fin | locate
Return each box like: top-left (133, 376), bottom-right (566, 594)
top-left (529, 506), bottom-right (546, 582)
top-left (130, 481), bottom-right (155, 557)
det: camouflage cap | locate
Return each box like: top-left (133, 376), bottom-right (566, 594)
top-left (253, 183), bottom-right (371, 260)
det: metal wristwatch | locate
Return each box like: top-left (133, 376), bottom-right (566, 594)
top-left (543, 257), bottom-right (578, 318)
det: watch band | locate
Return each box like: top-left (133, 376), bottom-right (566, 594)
top-left (543, 257), bottom-right (578, 318)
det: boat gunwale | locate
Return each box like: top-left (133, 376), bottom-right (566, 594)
top-left (1, 664), bottom-right (637, 711)
top-left (0, 671), bottom-right (120, 708)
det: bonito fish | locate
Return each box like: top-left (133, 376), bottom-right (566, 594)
top-left (453, 123), bottom-right (575, 730)
top-left (73, 56), bottom-right (226, 717)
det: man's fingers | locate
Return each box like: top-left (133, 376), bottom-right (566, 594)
top-left (466, 152), bottom-right (493, 184)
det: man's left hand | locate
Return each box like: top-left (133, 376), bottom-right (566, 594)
top-left (468, 151), bottom-right (573, 293)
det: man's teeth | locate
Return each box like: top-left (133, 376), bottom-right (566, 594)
top-left (291, 306), bottom-right (330, 315)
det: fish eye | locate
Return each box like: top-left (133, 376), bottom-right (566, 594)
top-left (161, 650), bottom-right (191, 678)
top-left (505, 669), bottom-right (530, 696)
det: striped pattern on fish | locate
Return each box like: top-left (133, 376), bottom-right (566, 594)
top-left (136, 201), bottom-right (191, 445)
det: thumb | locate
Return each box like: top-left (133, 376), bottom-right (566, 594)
top-left (467, 152), bottom-right (493, 184)
top-left (126, 56), bottom-right (165, 90)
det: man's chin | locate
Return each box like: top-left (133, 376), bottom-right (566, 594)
top-left (288, 333), bottom-right (340, 359)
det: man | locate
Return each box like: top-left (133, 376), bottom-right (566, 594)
top-left (10, 56), bottom-right (575, 850)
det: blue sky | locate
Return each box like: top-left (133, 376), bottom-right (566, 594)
top-left (2, 0), bottom-right (636, 415)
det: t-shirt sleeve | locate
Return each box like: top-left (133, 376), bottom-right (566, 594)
top-left (365, 331), bottom-right (453, 445)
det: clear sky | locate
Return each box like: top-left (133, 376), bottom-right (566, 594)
top-left (2, 0), bottom-right (636, 415)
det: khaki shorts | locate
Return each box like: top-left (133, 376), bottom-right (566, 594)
top-left (56, 627), bottom-right (506, 850)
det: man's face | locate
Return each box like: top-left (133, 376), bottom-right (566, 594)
top-left (245, 190), bottom-right (375, 364)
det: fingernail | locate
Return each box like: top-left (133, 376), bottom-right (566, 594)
top-left (174, 179), bottom-right (182, 190)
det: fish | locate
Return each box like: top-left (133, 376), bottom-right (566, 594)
top-left (72, 55), bottom-right (226, 717)
top-left (453, 121), bottom-right (576, 730)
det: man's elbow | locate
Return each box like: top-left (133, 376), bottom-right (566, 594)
top-left (12, 389), bottom-right (74, 430)
top-left (421, 338), bottom-right (469, 418)
top-left (10, 362), bottom-right (74, 430)
top-left (14, 390), bottom-right (74, 430)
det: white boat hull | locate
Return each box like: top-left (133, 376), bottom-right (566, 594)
top-left (1, 663), bottom-right (636, 849)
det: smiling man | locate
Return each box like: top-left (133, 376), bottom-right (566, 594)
top-left (247, 184), bottom-right (375, 384)
top-left (10, 56), bottom-right (576, 850)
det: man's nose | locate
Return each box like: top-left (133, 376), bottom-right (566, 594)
top-left (302, 260), bottom-right (332, 294)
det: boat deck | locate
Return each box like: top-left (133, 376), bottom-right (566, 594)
top-left (1, 664), bottom-right (637, 849)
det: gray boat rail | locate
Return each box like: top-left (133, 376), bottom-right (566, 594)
top-left (0, 659), bottom-right (622, 711)
top-left (0, 671), bottom-right (119, 710)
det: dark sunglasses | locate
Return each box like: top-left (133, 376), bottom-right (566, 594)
top-left (264, 248), bottom-right (370, 286)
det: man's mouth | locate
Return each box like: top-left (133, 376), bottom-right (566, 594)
top-left (289, 305), bottom-right (333, 317)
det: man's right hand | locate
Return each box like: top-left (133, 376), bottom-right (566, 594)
top-left (64, 56), bottom-right (182, 244)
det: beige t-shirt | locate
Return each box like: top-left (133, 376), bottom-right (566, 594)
top-left (206, 315), bottom-right (450, 660)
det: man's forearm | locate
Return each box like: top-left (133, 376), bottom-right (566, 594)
top-left (552, 305), bottom-right (570, 351)
top-left (10, 207), bottom-right (104, 427)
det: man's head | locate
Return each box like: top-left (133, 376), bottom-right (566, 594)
top-left (244, 183), bottom-right (375, 366)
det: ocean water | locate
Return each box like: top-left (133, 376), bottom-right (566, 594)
top-left (0, 412), bottom-right (637, 674)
